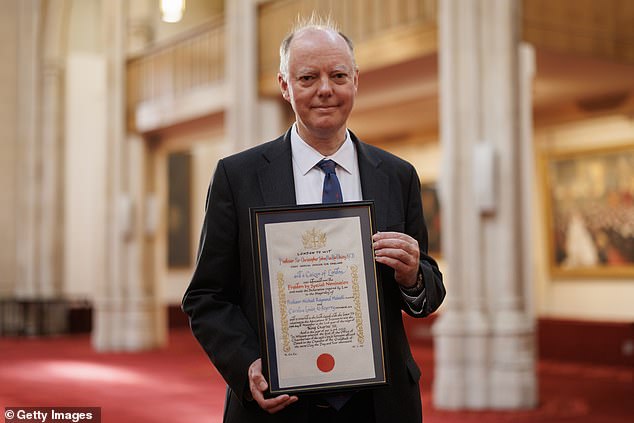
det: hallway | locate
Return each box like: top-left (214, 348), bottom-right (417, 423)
top-left (1, 329), bottom-right (631, 422)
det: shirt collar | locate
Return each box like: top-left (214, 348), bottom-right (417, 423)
top-left (290, 123), bottom-right (356, 176)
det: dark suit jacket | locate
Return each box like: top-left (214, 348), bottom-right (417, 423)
top-left (182, 128), bottom-right (445, 423)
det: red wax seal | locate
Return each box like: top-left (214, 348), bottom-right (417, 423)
top-left (316, 353), bottom-right (335, 372)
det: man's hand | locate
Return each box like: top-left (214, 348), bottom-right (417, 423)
top-left (248, 358), bottom-right (298, 414)
top-left (373, 231), bottom-right (420, 288)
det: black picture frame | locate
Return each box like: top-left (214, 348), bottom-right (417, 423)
top-left (250, 201), bottom-right (388, 396)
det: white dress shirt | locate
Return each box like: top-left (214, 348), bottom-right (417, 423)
top-left (290, 124), bottom-right (363, 205)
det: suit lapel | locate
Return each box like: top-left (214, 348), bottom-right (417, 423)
top-left (354, 134), bottom-right (390, 230)
top-left (257, 130), bottom-right (297, 206)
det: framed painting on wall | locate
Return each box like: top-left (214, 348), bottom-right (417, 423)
top-left (542, 144), bottom-right (634, 278)
top-left (167, 152), bottom-right (192, 269)
top-left (421, 183), bottom-right (441, 258)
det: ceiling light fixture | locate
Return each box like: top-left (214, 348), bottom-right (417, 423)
top-left (160, 0), bottom-right (185, 23)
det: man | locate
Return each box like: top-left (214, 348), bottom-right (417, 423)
top-left (182, 17), bottom-right (445, 423)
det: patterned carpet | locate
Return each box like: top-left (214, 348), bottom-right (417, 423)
top-left (1, 329), bottom-right (632, 422)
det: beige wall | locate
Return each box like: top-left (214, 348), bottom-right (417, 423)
top-left (533, 115), bottom-right (634, 321)
top-left (0, 0), bottom-right (18, 297)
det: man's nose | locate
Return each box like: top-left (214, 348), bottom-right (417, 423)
top-left (316, 75), bottom-right (333, 96)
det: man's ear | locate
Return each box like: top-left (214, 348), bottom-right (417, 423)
top-left (278, 73), bottom-right (290, 102)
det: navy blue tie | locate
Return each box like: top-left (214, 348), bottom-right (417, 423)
top-left (316, 159), bottom-right (351, 410)
top-left (317, 159), bottom-right (343, 204)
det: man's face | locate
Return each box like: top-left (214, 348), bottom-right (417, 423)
top-left (279, 29), bottom-right (358, 143)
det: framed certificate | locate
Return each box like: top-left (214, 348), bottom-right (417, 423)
top-left (250, 201), bottom-right (388, 396)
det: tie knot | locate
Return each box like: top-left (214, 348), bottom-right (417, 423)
top-left (317, 159), bottom-right (337, 175)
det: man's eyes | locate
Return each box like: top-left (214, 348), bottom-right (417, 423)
top-left (297, 73), bottom-right (348, 82)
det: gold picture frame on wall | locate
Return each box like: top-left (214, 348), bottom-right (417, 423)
top-left (542, 144), bottom-right (634, 278)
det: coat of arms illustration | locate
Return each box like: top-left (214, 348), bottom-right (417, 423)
top-left (302, 228), bottom-right (327, 249)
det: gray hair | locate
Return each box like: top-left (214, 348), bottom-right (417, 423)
top-left (279, 14), bottom-right (356, 80)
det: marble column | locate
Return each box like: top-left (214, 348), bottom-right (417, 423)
top-left (15, 0), bottom-right (42, 301)
top-left (228, 0), bottom-right (286, 145)
top-left (122, 133), bottom-right (167, 350)
top-left (124, 0), bottom-right (166, 351)
top-left (92, 0), bottom-right (125, 351)
top-left (39, 59), bottom-right (65, 300)
top-left (225, 0), bottom-right (259, 151)
top-left (432, 0), bottom-right (537, 409)
top-left (34, 0), bottom-right (69, 300)
top-left (8, 0), bottom-right (70, 336)
top-left (0, 0), bottom-right (19, 300)
top-left (93, 0), bottom-right (166, 351)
